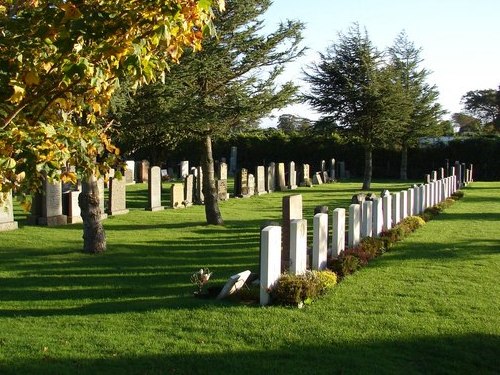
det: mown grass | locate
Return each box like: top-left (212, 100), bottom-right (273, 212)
top-left (0, 180), bottom-right (498, 374)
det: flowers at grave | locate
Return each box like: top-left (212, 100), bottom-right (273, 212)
top-left (190, 268), bottom-right (212, 293)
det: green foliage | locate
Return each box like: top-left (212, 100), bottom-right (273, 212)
top-left (270, 270), bottom-right (337, 306)
top-left (461, 87), bottom-right (500, 133)
top-left (399, 216), bottom-right (426, 232)
top-left (359, 237), bottom-right (386, 257)
top-left (451, 190), bottom-right (465, 200)
top-left (329, 253), bottom-right (361, 278)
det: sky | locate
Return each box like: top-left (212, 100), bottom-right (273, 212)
top-left (258, 0), bottom-right (500, 127)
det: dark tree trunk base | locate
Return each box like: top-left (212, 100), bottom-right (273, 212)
top-left (79, 176), bottom-right (106, 253)
top-left (202, 135), bottom-right (224, 225)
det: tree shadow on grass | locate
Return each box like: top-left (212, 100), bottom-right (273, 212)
top-left (0, 333), bottom-right (497, 375)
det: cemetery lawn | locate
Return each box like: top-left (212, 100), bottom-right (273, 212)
top-left (0, 180), bottom-right (499, 374)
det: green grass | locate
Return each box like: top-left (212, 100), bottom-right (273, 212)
top-left (0, 180), bottom-right (498, 374)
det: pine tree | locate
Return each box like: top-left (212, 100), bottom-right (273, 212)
top-left (114, 0), bottom-right (304, 224)
top-left (387, 31), bottom-right (446, 180)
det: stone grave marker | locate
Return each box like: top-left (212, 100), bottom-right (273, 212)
top-left (382, 194), bottom-right (392, 231)
top-left (300, 164), bottom-right (312, 187)
top-left (195, 166), bottom-right (204, 204)
top-left (125, 160), bottom-right (136, 182)
top-left (372, 198), bottom-right (383, 237)
top-left (312, 172), bottom-right (323, 185)
top-left (229, 146), bottom-right (237, 177)
top-left (260, 225), bottom-right (282, 306)
top-left (329, 158), bottom-right (336, 181)
top-left (255, 166), bottom-right (267, 195)
top-left (235, 168), bottom-right (250, 197)
top-left (216, 270), bottom-right (251, 300)
top-left (107, 177), bottom-right (129, 216)
top-left (38, 178), bottom-right (67, 226)
top-left (288, 161), bottom-right (297, 190)
top-left (361, 200), bottom-right (373, 238)
top-left (0, 191), bottom-right (18, 231)
top-left (281, 194), bottom-right (303, 271)
top-left (146, 166), bottom-right (164, 211)
top-left (97, 178), bottom-right (108, 220)
top-left (248, 174), bottom-right (255, 196)
top-left (391, 192), bottom-right (401, 225)
top-left (184, 174), bottom-right (194, 206)
top-left (216, 179), bottom-right (229, 201)
top-left (290, 219), bottom-right (307, 275)
top-left (348, 204), bottom-right (361, 247)
top-left (276, 163), bottom-right (286, 191)
top-left (312, 213), bottom-right (328, 270)
top-left (180, 160), bottom-right (189, 178)
top-left (407, 188), bottom-right (415, 216)
top-left (170, 183), bottom-right (184, 208)
top-left (138, 160), bottom-right (150, 183)
top-left (338, 161), bottom-right (346, 179)
top-left (332, 208), bottom-right (345, 257)
top-left (266, 162), bottom-right (276, 193)
top-left (400, 190), bottom-right (408, 220)
top-left (218, 162), bottom-right (228, 180)
top-left (67, 190), bottom-right (82, 224)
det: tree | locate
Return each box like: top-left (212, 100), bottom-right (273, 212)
top-left (387, 31), bottom-right (446, 180)
top-left (276, 114), bottom-right (313, 133)
top-left (0, 0), bottom-right (223, 252)
top-left (461, 87), bottom-right (500, 133)
top-left (451, 112), bottom-right (482, 135)
top-left (303, 24), bottom-right (397, 190)
top-left (113, 0), bottom-right (304, 224)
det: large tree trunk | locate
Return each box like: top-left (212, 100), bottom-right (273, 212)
top-left (400, 143), bottom-right (408, 181)
top-left (362, 145), bottom-right (372, 190)
top-left (201, 135), bottom-right (224, 225)
top-left (79, 174), bottom-right (106, 253)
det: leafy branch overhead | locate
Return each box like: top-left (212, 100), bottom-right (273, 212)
top-left (0, 0), bottom-right (224, 205)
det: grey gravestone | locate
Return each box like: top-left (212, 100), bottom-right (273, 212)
top-left (338, 161), bottom-right (346, 179)
top-left (138, 160), bottom-right (150, 183)
top-left (276, 163), bottom-right (286, 191)
top-left (216, 270), bottom-right (252, 300)
top-left (255, 166), bottom-right (267, 195)
top-left (146, 166), bottom-right (164, 211)
top-left (380, 189), bottom-right (391, 197)
top-left (67, 190), bottom-right (82, 224)
top-left (320, 160), bottom-right (326, 173)
top-left (218, 162), bottom-right (228, 180)
top-left (38, 178), bottom-right (67, 226)
top-left (351, 193), bottom-right (366, 205)
top-left (248, 174), bottom-right (255, 196)
top-left (312, 172), bottom-right (323, 185)
top-left (322, 171), bottom-right (330, 184)
top-left (125, 160), bottom-right (136, 184)
top-left (195, 166), bottom-right (204, 204)
top-left (281, 194), bottom-right (303, 271)
top-left (0, 191), bottom-right (18, 231)
top-left (216, 179), bottom-right (229, 201)
top-left (329, 158), bottom-right (336, 181)
top-left (179, 160), bottom-right (189, 178)
top-left (167, 167), bottom-right (176, 179)
top-left (229, 146), bottom-right (237, 177)
top-left (97, 178), bottom-right (108, 220)
top-left (288, 161), bottom-right (297, 190)
top-left (266, 162), bottom-right (276, 193)
top-left (300, 164), bottom-right (312, 187)
top-left (184, 175), bottom-right (194, 206)
top-left (107, 177), bottom-right (129, 215)
top-left (170, 183), bottom-right (184, 208)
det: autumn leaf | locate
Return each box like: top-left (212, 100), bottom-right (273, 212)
top-left (8, 85), bottom-right (25, 104)
top-left (25, 70), bottom-right (41, 86)
top-left (61, 171), bottom-right (78, 185)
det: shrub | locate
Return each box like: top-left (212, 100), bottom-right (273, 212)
top-left (328, 252), bottom-right (361, 278)
top-left (359, 237), bottom-right (386, 257)
top-left (420, 211), bottom-right (433, 222)
top-left (451, 190), bottom-right (464, 200)
top-left (399, 216), bottom-right (426, 233)
top-left (270, 270), bottom-right (338, 306)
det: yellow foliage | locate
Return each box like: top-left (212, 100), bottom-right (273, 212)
top-left (61, 171), bottom-right (78, 185)
top-left (8, 84), bottom-right (25, 104)
top-left (24, 70), bottom-right (41, 86)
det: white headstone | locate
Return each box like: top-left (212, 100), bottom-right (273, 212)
top-left (391, 192), bottom-right (401, 226)
top-left (255, 166), bottom-right (267, 195)
top-left (400, 190), bottom-right (408, 220)
top-left (407, 188), bottom-right (415, 216)
top-left (260, 226), bottom-right (282, 306)
top-left (361, 200), bottom-right (373, 238)
top-left (372, 198), bottom-right (383, 237)
top-left (67, 190), bottom-right (82, 224)
top-left (146, 166), bottom-right (164, 211)
top-left (290, 219), bottom-right (307, 275)
top-left (277, 163), bottom-right (286, 191)
top-left (348, 204), bottom-right (361, 247)
top-left (288, 161), bottom-right (297, 190)
top-left (0, 191), bottom-right (18, 231)
top-left (180, 160), bottom-right (189, 178)
top-left (382, 195), bottom-right (392, 231)
top-left (107, 177), bottom-right (129, 216)
top-left (216, 270), bottom-right (251, 300)
top-left (332, 208), bottom-right (345, 257)
top-left (170, 183), bottom-right (184, 209)
top-left (312, 213), bottom-right (328, 270)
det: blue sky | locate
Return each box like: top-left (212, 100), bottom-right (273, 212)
top-left (259, 0), bottom-right (500, 127)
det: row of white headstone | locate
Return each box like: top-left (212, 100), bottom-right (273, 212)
top-left (259, 175), bottom-right (459, 305)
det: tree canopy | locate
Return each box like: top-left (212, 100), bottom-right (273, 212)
top-left (0, 0), bottom-right (223, 208)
